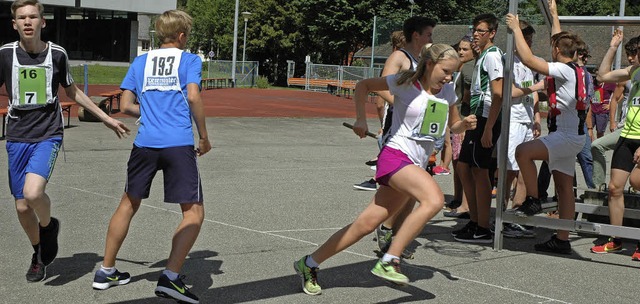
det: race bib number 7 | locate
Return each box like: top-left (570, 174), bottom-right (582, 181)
top-left (18, 67), bottom-right (46, 105)
top-left (419, 98), bottom-right (448, 138)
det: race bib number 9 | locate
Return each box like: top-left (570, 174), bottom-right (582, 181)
top-left (419, 99), bottom-right (448, 138)
top-left (18, 67), bottom-right (46, 105)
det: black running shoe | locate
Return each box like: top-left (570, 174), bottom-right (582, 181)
top-left (155, 274), bottom-right (199, 304)
top-left (534, 235), bottom-right (572, 255)
top-left (514, 196), bottom-right (542, 217)
top-left (92, 268), bottom-right (131, 290)
top-left (451, 221), bottom-right (477, 237)
top-left (26, 252), bottom-right (46, 282)
top-left (40, 217), bottom-right (60, 266)
top-left (445, 199), bottom-right (462, 209)
top-left (454, 226), bottom-right (493, 244)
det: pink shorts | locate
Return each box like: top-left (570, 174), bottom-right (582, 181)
top-left (375, 146), bottom-right (414, 186)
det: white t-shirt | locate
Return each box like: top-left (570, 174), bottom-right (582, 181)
top-left (385, 74), bottom-right (457, 168)
top-left (547, 62), bottom-right (581, 136)
top-left (510, 56), bottom-right (535, 123)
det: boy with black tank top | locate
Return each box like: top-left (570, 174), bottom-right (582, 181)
top-left (0, 0), bottom-right (129, 282)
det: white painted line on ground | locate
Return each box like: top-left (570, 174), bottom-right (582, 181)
top-left (263, 228), bottom-right (343, 233)
top-left (55, 183), bottom-right (570, 304)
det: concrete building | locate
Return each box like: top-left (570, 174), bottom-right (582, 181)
top-left (0, 0), bottom-right (176, 63)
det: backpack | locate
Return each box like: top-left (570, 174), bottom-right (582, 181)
top-left (546, 62), bottom-right (588, 135)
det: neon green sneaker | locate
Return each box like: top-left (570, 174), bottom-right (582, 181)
top-left (371, 259), bottom-right (409, 285)
top-left (293, 256), bottom-right (321, 295)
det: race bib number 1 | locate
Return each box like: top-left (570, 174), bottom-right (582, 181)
top-left (18, 67), bottom-right (46, 105)
top-left (419, 99), bottom-right (447, 138)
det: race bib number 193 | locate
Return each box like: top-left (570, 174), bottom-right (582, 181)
top-left (419, 99), bottom-right (447, 138)
top-left (18, 67), bottom-right (46, 105)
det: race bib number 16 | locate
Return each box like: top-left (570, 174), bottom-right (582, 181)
top-left (18, 67), bottom-right (46, 105)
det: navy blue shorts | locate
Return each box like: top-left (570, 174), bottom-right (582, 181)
top-left (126, 145), bottom-right (203, 204)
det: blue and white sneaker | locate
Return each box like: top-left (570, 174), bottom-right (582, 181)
top-left (92, 268), bottom-right (131, 290)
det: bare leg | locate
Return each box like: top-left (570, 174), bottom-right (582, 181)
top-left (452, 159), bottom-right (469, 212)
top-left (471, 167), bottom-right (491, 229)
top-left (515, 140), bottom-right (549, 198)
top-left (17, 173), bottom-right (52, 245)
top-left (166, 203), bottom-right (204, 273)
top-left (503, 170), bottom-right (518, 209)
top-left (385, 166), bottom-right (444, 257)
top-left (102, 193), bottom-right (142, 267)
top-left (512, 171), bottom-right (527, 208)
top-left (458, 161), bottom-right (477, 222)
top-left (15, 199), bottom-right (40, 245)
top-left (553, 171), bottom-right (575, 241)
top-left (390, 199), bottom-right (415, 233)
top-left (311, 186), bottom-right (409, 264)
top-left (608, 168), bottom-right (631, 227)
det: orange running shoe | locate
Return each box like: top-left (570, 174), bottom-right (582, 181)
top-left (590, 238), bottom-right (623, 254)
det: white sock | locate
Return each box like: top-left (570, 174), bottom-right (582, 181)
top-left (381, 253), bottom-right (399, 263)
top-left (100, 265), bottom-right (116, 275)
top-left (305, 255), bottom-right (319, 268)
top-left (163, 269), bottom-right (179, 281)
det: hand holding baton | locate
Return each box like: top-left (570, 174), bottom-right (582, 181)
top-left (342, 122), bottom-right (378, 139)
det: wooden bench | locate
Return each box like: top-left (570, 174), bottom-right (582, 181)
top-left (287, 78), bottom-right (340, 89)
top-left (336, 80), bottom-right (358, 98)
top-left (78, 96), bottom-right (109, 122)
top-left (201, 78), bottom-right (232, 90)
top-left (1, 101), bottom-right (74, 138)
top-left (59, 101), bottom-right (75, 127)
top-left (99, 90), bottom-right (122, 113)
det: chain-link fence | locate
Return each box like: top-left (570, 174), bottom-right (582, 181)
top-left (205, 60), bottom-right (259, 87)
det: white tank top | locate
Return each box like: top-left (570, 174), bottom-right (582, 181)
top-left (10, 41), bottom-right (55, 111)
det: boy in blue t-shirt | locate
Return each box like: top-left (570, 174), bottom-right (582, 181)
top-left (92, 9), bottom-right (210, 304)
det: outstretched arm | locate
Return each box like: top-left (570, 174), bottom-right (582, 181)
top-left (597, 30), bottom-right (629, 83)
top-left (64, 84), bottom-right (130, 138)
top-left (506, 14), bottom-right (549, 75)
top-left (549, 0), bottom-right (561, 35)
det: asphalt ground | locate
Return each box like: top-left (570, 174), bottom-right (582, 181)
top-left (0, 113), bottom-right (636, 303)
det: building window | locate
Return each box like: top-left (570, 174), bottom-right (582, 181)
top-left (142, 40), bottom-right (150, 51)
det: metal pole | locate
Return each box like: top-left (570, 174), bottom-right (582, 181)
top-left (615, 0), bottom-right (626, 70)
top-left (242, 18), bottom-right (247, 75)
top-left (231, 0), bottom-right (240, 87)
top-left (209, 39), bottom-right (213, 78)
top-left (150, 30), bottom-right (155, 50)
top-left (370, 15), bottom-right (376, 78)
top-left (494, 0), bottom-right (519, 251)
